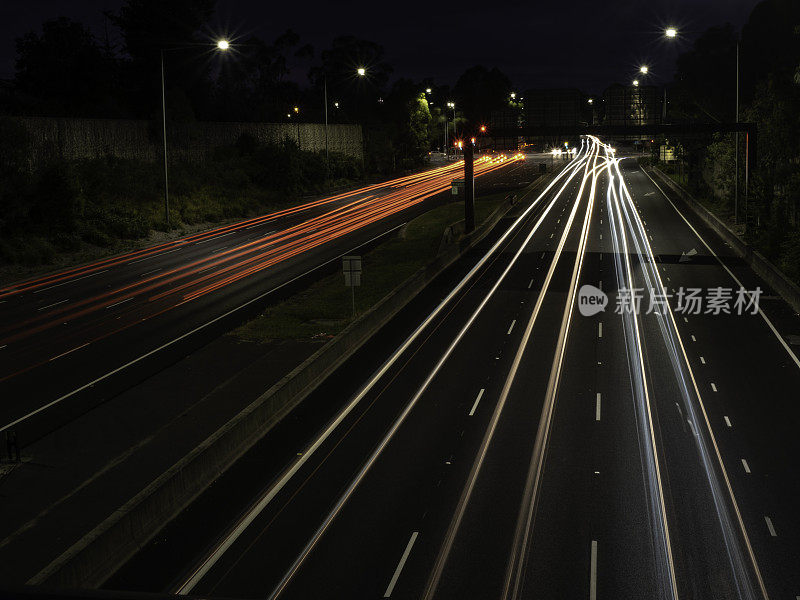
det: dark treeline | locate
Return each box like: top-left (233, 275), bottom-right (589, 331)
top-left (0, 0), bottom-right (517, 268)
top-left (1, 0), bottom-right (515, 171)
top-left (663, 0), bottom-right (800, 280)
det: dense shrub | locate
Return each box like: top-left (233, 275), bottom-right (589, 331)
top-left (31, 162), bottom-right (80, 234)
top-left (0, 135), bottom-right (363, 267)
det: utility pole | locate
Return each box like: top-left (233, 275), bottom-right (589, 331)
top-left (463, 140), bottom-right (475, 233)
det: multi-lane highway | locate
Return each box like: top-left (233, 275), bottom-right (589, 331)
top-left (105, 136), bottom-right (800, 599)
top-left (0, 155), bottom-right (527, 444)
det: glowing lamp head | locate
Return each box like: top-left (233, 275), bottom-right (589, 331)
top-left (632, 79), bottom-right (640, 87)
top-left (510, 92), bottom-right (516, 99)
top-left (470, 137), bottom-right (476, 144)
top-left (588, 98), bottom-right (594, 104)
top-left (640, 65), bottom-right (649, 74)
top-left (356, 67), bottom-right (366, 77)
top-left (425, 87), bottom-right (432, 93)
top-left (665, 27), bottom-right (677, 38)
top-left (216, 39), bottom-right (230, 51)
top-left (293, 106), bottom-right (299, 113)
top-left (479, 125), bottom-right (487, 132)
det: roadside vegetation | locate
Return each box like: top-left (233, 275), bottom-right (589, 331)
top-left (233, 188), bottom-right (519, 342)
top-left (644, 1), bottom-right (800, 284)
top-left (0, 121), bottom-right (362, 273)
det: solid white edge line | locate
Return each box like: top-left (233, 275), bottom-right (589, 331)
top-left (1, 224), bottom-right (409, 435)
top-left (621, 158), bottom-right (769, 599)
top-left (383, 531), bottom-right (419, 598)
top-left (641, 168), bottom-right (800, 370)
top-left (274, 156), bottom-right (599, 600)
top-left (177, 155), bottom-right (588, 595)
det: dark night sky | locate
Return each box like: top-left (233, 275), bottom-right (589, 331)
top-left (1, 0), bottom-right (761, 94)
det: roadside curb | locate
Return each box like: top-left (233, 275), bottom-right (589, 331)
top-left (32, 172), bottom-right (552, 590)
top-left (647, 166), bottom-right (800, 314)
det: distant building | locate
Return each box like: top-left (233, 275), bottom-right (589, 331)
top-left (489, 105), bottom-right (524, 151)
top-left (602, 83), bottom-right (661, 126)
top-left (489, 106), bottom-right (521, 129)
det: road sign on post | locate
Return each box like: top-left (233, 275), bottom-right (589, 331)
top-left (343, 255), bottom-right (361, 318)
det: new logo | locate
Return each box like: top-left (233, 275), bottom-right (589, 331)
top-left (578, 284), bottom-right (607, 316)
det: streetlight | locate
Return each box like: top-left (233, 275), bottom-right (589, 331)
top-left (639, 65), bottom-right (649, 74)
top-left (510, 92), bottom-right (516, 99)
top-left (322, 68), bottom-right (367, 186)
top-left (663, 27), bottom-right (679, 123)
top-left (445, 101), bottom-right (455, 155)
top-left (632, 79), bottom-right (640, 87)
top-left (587, 98), bottom-right (594, 104)
top-left (160, 40), bottom-right (229, 228)
top-left (425, 87), bottom-right (432, 94)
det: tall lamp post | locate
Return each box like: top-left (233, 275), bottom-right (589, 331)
top-left (322, 66), bottom-right (366, 185)
top-left (664, 27), bottom-right (678, 123)
top-left (446, 101), bottom-right (455, 156)
top-left (160, 39), bottom-right (229, 228)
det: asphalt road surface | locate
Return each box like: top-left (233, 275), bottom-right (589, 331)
top-left (0, 155), bottom-right (536, 445)
top-left (105, 138), bottom-right (800, 599)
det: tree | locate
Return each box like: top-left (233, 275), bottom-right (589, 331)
top-left (384, 79), bottom-right (431, 168)
top-left (740, 0), bottom-right (800, 103)
top-left (212, 30), bottom-right (309, 121)
top-left (14, 18), bottom-right (118, 116)
top-left (107, 0), bottom-right (217, 118)
top-left (310, 36), bottom-right (393, 124)
top-left (453, 66), bottom-right (511, 126)
top-left (673, 24), bottom-right (739, 123)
